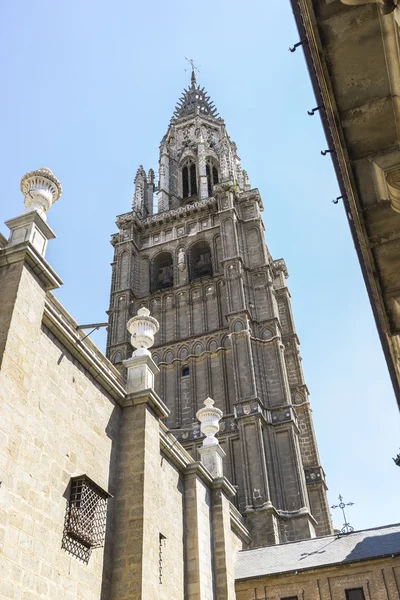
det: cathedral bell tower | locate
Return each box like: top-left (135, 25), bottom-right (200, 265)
top-left (106, 69), bottom-right (333, 546)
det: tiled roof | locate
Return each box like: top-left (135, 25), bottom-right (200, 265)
top-left (235, 523), bottom-right (400, 580)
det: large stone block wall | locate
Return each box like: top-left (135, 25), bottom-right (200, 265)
top-left (235, 558), bottom-right (400, 600)
top-left (0, 265), bottom-right (121, 600)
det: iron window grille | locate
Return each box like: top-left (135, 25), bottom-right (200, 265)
top-left (345, 589), bottom-right (365, 600)
top-left (65, 475), bottom-right (111, 549)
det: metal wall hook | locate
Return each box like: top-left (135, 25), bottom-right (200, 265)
top-left (307, 105), bottom-right (323, 116)
top-left (332, 195), bottom-right (345, 204)
top-left (289, 39), bottom-right (307, 53)
top-left (321, 149), bottom-right (335, 156)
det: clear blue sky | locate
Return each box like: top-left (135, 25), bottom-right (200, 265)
top-left (1, 0), bottom-right (399, 531)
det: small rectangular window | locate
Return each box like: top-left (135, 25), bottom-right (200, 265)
top-left (65, 475), bottom-right (111, 549)
top-left (281, 596), bottom-right (298, 600)
top-left (345, 589), bottom-right (365, 600)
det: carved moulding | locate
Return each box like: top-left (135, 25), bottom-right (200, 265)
top-left (386, 169), bottom-right (400, 213)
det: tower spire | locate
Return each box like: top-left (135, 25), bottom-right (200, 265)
top-left (172, 60), bottom-right (219, 121)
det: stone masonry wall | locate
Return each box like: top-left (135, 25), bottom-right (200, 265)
top-left (0, 264), bottom-right (121, 600)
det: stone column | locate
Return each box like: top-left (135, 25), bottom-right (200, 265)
top-left (1, 169), bottom-right (63, 368)
top-left (6, 168), bottom-right (62, 258)
top-left (197, 131), bottom-right (208, 199)
top-left (158, 143), bottom-right (170, 213)
top-left (110, 308), bottom-right (170, 600)
top-left (196, 397), bottom-right (225, 477)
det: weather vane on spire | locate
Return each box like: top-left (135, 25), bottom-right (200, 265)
top-left (185, 57), bottom-right (200, 85)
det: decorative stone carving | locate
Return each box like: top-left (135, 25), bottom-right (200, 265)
top-left (126, 307), bottom-right (159, 357)
top-left (340, 0), bottom-right (398, 18)
top-left (213, 180), bottom-right (238, 194)
top-left (20, 168), bottom-right (62, 221)
top-left (272, 258), bottom-right (289, 278)
top-left (386, 169), bottom-right (400, 213)
top-left (196, 397), bottom-right (223, 446)
top-left (178, 247), bottom-right (186, 271)
top-left (304, 466), bottom-right (324, 485)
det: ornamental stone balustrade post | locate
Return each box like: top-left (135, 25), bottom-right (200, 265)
top-left (123, 307), bottom-right (160, 393)
top-left (5, 168), bottom-right (62, 258)
top-left (196, 397), bottom-right (225, 477)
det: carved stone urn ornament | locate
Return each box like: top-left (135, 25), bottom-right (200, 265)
top-left (126, 307), bottom-right (159, 357)
top-left (20, 168), bottom-right (62, 221)
top-left (196, 397), bottom-right (223, 446)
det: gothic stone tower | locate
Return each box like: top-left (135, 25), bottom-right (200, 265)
top-left (106, 70), bottom-right (333, 546)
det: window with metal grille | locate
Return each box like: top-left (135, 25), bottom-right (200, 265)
top-left (345, 589), bottom-right (365, 600)
top-left (64, 475), bottom-right (110, 550)
top-left (281, 597), bottom-right (298, 600)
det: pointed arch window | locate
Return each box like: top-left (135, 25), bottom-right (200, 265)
top-left (182, 160), bottom-right (197, 199)
top-left (206, 159), bottom-right (219, 197)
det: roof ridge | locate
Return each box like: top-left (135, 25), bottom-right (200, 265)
top-left (237, 522), bottom-right (400, 553)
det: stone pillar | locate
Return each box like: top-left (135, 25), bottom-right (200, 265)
top-left (110, 308), bottom-right (170, 600)
top-left (145, 168), bottom-right (154, 216)
top-left (6, 168), bottom-right (62, 258)
top-left (0, 169), bottom-right (62, 367)
top-left (158, 143), bottom-right (170, 213)
top-left (197, 132), bottom-right (208, 199)
top-left (196, 397), bottom-right (225, 477)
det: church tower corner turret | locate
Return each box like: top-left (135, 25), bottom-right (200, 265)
top-left (106, 70), bottom-right (333, 546)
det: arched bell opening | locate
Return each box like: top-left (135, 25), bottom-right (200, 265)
top-left (189, 241), bottom-right (213, 282)
top-left (151, 252), bottom-right (174, 292)
top-left (182, 159), bottom-right (198, 201)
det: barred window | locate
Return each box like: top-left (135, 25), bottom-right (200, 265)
top-left (345, 589), bottom-right (365, 600)
top-left (63, 475), bottom-right (110, 558)
top-left (281, 597), bottom-right (298, 600)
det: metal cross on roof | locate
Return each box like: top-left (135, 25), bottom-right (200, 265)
top-left (185, 57), bottom-right (200, 85)
top-left (331, 494), bottom-right (355, 534)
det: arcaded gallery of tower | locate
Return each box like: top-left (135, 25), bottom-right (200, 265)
top-left (1, 72), bottom-right (399, 600)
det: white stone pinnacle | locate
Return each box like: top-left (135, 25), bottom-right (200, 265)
top-left (20, 168), bottom-right (62, 221)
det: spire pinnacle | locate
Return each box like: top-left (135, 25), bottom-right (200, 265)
top-left (172, 60), bottom-right (219, 121)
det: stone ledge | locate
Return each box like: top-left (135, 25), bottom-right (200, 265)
top-left (0, 242), bottom-right (63, 290)
top-left (124, 388), bottom-right (169, 418)
top-left (43, 295), bottom-right (126, 403)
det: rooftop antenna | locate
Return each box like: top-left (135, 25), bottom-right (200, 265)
top-left (331, 494), bottom-right (355, 534)
top-left (185, 57), bottom-right (200, 85)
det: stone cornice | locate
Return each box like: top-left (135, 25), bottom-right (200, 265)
top-left (124, 388), bottom-right (169, 418)
top-left (116, 197), bottom-right (218, 230)
top-left (230, 504), bottom-right (252, 545)
top-left (0, 242), bottom-right (63, 291)
top-left (43, 293), bottom-right (126, 403)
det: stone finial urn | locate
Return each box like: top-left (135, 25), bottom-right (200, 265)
top-left (126, 307), bottom-right (159, 357)
top-left (20, 168), bottom-right (62, 221)
top-left (196, 398), bottom-right (223, 446)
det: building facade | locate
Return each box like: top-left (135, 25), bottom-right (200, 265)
top-left (1, 75), bottom-right (400, 600)
top-left (106, 71), bottom-right (333, 546)
top-left (288, 0), bottom-right (400, 410)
